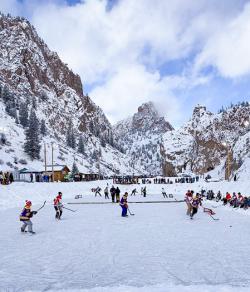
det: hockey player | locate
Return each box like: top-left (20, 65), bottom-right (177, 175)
top-left (110, 185), bottom-right (116, 203)
top-left (131, 188), bottom-right (137, 196)
top-left (95, 186), bottom-right (102, 197)
top-left (120, 192), bottom-right (128, 217)
top-left (104, 185), bottom-right (109, 199)
top-left (162, 188), bottom-right (168, 198)
top-left (20, 200), bottom-right (37, 234)
top-left (190, 193), bottom-right (202, 219)
top-left (115, 187), bottom-right (121, 203)
top-left (185, 190), bottom-right (193, 215)
top-left (54, 192), bottom-right (63, 220)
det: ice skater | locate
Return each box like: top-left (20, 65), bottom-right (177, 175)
top-left (54, 192), bottom-right (63, 220)
top-left (185, 190), bottom-right (193, 216)
top-left (95, 186), bottom-right (102, 197)
top-left (110, 185), bottom-right (116, 203)
top-left (190, 193), bottom-right (202, 219)
top-left (120, 192), bottom-right (128, 217)
top-left (131, 188), bottom-right (137, 196)
top-left (104, 185), bottom-right (109, 199)
top-left (116, 186), bottom-right (121, 203)
top-left (162, 188), bottom-right (168, 198)
top-left (20, 200), bottom-right (37, 234)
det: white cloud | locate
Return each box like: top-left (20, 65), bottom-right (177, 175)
top-left (89, 63), bottom-right (181, 125)
top-left (194, 2), bottom-right (250, 78)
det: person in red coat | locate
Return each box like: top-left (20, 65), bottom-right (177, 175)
top-left (54, 192), bottom-right (63, 219)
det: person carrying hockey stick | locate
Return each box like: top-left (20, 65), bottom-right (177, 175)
top-left (190, 193), bottom-right (202, 219)
top-left (162, 187), bottom-right (168, 198)
top-left (20, 200), bottom-right (37, 234)
top-left (185, 190), bottom-right (193, 216)
top-left (120, 192), bottom-right (128, 217)
top-left (131, 188), bottom-right (137, 196)
top-left (54, 192), bottom-right (63, 220)
top-left (95, 186), bottom-right (102, 197)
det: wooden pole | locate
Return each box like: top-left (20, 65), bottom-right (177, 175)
top-left (51, 142), bottom-right (54, 182)
top-left (44, 142), bottom-right (47, 173)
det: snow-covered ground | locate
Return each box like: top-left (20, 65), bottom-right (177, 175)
top-left (1, 179), bottom-right (250, 292)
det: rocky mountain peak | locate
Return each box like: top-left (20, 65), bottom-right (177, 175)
top-left (132, 101), bottom-right (173, 133)
top-left (0, 13), bottom-right (83, 98)
top-left (192, 104), bottom-right (212, 119)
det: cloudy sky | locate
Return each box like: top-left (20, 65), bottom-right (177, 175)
top-left (1, 0), bottom-right (250, 127)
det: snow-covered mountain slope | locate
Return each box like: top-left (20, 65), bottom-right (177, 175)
top-left (0, 101), bottom-right (137, 175)
top-left (0, 13), bottom-right (137, 175)
top-left (113, 102), bottom-right (173, 175)
top-left (162, 104), bottom-right (250, 178)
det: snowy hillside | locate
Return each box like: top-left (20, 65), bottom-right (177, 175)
top-left (113, 102), bottom-right (173, 175)
top-left (0, 13), bottom-right (139, 175)
top-left (162, 104), bottom-right (250, 179)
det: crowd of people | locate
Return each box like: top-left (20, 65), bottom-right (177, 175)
top-left (112, 176), bottom-right (139, 184)
top-left (144, 176), bottom-right (200, 184)
top-left (184, 188), bottom-right (250, 221)
top-left (205, 189), bottom-right (250, 210)
top-left (0, 171), bottom-right (14, 184)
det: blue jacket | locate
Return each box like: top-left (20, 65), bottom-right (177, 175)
top-left (20, 207), bottom-right (32, 221)
top-left (120, 196), bottom-right (127, 207)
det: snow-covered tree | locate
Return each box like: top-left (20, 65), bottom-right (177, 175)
top-left (100, 136), bottom-right (106, 148)
top-left (5, 92), bottom-right (17, 119)
top-left (24, 109), bottom-right (41, 160)
top-left (19, 102), bottom-right (29, 127)
top-left (40, 119), bottom-right (47, 136)
top-left (32, 96), bottom-right (37, 110)
top-left (66, 120), bottom-right (76, 149)
top-left (1, 85), bottom-right (10, 103)
top-left (71, 161), bottom-right (79, 176)
top-left (77, 135), bottom-right (85, 154)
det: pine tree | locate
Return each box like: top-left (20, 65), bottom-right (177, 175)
top-left (40, 119), bottom-right (47, 136)
top-left (100, 136), bottom-right (106, 147)
top-left (19, 102), bottom-right (29, 127)
top-left (5, 92), bottom-right (17, 118)
top-left (66, 120), bottom-right (76, 149)
top-left (71, 161), bottom-right (79, 176)
top-left (78, 135), bottom-right (85, 154)
top-left (71, 131), bottom-right (76, 149)
top-left (92, 150), bottom-right (98, 161)
top-left (32, 96), bottom-right (37, 110)
top-left (24, 109), bottom-right (41, 160)
top-left (1, 85), bottom-right (10, 103)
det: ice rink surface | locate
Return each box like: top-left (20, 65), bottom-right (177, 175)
top-left (1, 180), bottom-right (250, 291)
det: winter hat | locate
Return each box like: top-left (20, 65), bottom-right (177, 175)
top-left (25, 200), bottom-right (32, 206)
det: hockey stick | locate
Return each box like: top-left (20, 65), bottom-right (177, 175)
top-left (62, 206), bottom-right (77, 212)
top-left (128, 207), bottom-right (135, 216)
top-left (203, 207), bottom-right (219, 221)
top-left (209, 215), bottom-right (220, 221)
top-left (35, 201), bottom-right (46, 213)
